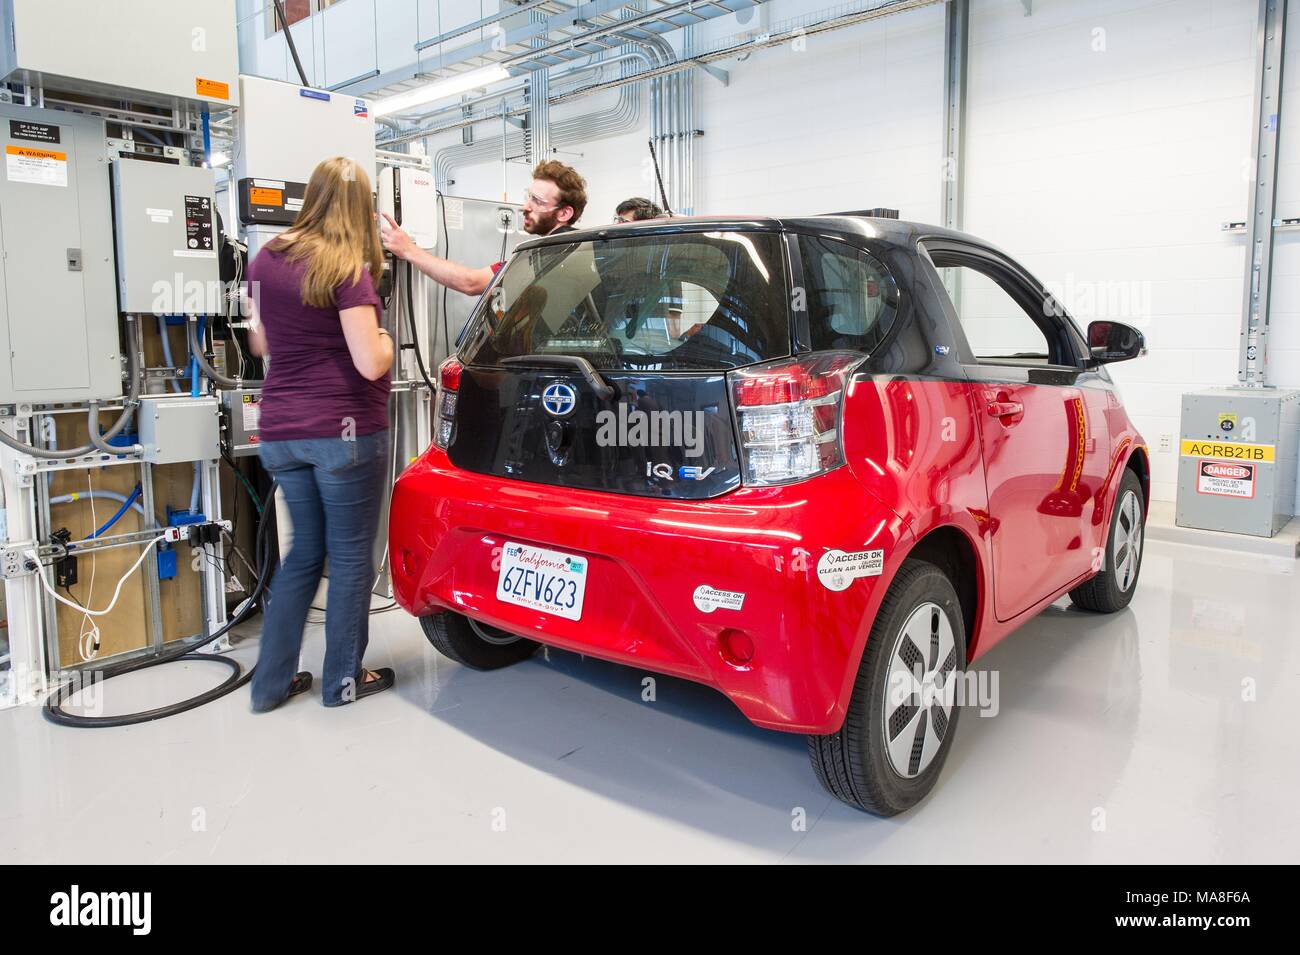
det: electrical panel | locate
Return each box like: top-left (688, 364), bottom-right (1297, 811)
top-left (379, 167), bottom-right (438, 249)
top-left (137, 395), bottom-right (221, 465)
top-left (1176, 388), bottom-right (1300, 538)
top-left (0, 0), bottom-right (238, 110)
top-left (233, 75), bottom-right (375, 257)
top-left (0, 104), bottom-right (121, 404)
top-left (430, 195), bottom-right (526, 365)
top-left (111, 160), bottom-right (220, 314)
top-left (220, 387), bottom-right (262, 457)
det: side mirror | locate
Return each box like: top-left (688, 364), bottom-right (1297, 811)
top-left (1088, 320), bottom-right (1146, 364)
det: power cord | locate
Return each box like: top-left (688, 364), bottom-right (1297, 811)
top-left (42, 484), bottom-right (278, 728)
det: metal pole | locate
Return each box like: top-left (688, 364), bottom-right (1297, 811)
top-left (1238, 0), bottom-right (1288, 387)
top-left (941, 0), bottom-right (968, 233)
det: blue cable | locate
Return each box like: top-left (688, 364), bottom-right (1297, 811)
top-left (90, 485), bottom-right (142, 539)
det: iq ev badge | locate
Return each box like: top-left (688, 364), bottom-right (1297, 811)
top-left (541, 382), bottom-right (578, 417)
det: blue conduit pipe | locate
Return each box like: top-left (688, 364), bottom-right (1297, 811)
top-left (87, 485), bottom-right (143, 539)
top-left (189, 316), bottom-right (203, 398)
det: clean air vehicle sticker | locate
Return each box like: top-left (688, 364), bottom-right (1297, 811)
top-left (693, 585), bottom-right (745, 613)
top-left (817, 549), bottom-right (884, 591)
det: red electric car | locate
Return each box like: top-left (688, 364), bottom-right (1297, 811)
top-left (388, 215), bottom-right (1149, 815)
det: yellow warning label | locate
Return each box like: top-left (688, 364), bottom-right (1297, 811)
top-left (196, 77), bottom-right (230, 100)
top-left (6, 144), bottom-right (68, 186)
top-left (249, 187), bottom-right (283, 206)
top-left (1180, 439), bottom-right (1274, 463)
top-left (6, 144), bottom-right (65, 162)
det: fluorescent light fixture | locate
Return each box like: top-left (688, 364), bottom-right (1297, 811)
top-left (372, 65), bottom-right (511, 117)
top-left (208, 151), bottom-right (230, 167)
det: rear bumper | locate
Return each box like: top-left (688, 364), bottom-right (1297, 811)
top-left (388, 449), bottom-right (912, 734)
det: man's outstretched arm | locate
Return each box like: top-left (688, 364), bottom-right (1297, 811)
top-left (381, 214), bottom-right (496, 296)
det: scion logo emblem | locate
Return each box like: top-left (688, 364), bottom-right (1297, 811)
top-left (541, 382), bottom-right (577, 417)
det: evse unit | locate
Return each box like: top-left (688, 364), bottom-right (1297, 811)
top-left (379, 166), bottom-right (438, 249)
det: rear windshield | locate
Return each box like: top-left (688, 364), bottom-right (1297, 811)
top-left (460, 231), bottom-right (791, 371)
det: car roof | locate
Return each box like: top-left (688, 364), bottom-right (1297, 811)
top-left (515, 213), bottom-right (989, 253)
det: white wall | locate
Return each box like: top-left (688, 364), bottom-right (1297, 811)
top-left (238, 0), bottom-right (1300, 505)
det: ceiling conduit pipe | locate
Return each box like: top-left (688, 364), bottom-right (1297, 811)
top-left (432, 46), bottom-right (659, 190)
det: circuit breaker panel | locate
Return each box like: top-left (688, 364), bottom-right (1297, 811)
top-left (111, 160), bottom-right (220, 314)
top-left (1176, 388), bottom-right (1300, 538)
top-left (0, 104), bottom-right (121, 404)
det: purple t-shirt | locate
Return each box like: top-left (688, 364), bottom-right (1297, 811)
top-left (248, 246), bottom-right (388, 442)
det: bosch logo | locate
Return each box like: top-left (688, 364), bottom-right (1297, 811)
top-left (541, 382), bottom-right (577, 417)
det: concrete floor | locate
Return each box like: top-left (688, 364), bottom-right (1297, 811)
top-left (2, 537), bottom-right (1296, 863)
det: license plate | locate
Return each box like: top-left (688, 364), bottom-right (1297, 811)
top-left (495, 541), bottom-right (588, 621)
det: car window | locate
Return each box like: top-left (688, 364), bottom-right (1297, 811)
top-left (798, 235), bottom-right (899, 353)
top-left (461, 232), bottom-right (790, 372)
top-left (928, 251), bottom-right (1074, 367)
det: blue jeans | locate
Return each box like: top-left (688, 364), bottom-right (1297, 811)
top-left (251, 430), bottom-right (389, 710)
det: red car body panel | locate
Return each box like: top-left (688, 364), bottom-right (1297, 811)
top-left (387, 216), bottom-right (1150, 737)
top-left (388, 373), bottom-right (1148, 734)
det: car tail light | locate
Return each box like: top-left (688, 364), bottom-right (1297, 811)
top-left (434, 357), bottom-right (462, 449)
top-left (729, 351), bottom-right (863, 486)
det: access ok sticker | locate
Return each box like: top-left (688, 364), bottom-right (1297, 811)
top-left (693, 585), bottom-right (745, 613)
top-left (817, 548), bottom-right (884, 591)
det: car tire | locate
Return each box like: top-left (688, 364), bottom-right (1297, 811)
top-left (808, 559), bottom-right (966, 816)
top-left (419, 612), bottom-right (539, 670)
top-left (1069, 469), bottom-right (1145, 613)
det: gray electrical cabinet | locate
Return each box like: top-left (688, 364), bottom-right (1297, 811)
top-left (0, 0), bottom-right (238, 112)
top-left (1176, 387), bottom-right (1300, 538)
top-left (0, 104), bottom-right (121, 404)
top-left (111, 160), bottom-right (220, 314)
top-left (430, 195), bottom-right (526, 366)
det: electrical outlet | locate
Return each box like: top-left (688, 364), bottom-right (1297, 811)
top-left (1158, 433), bottom-right (1172, 453)
top-left (2, 549), bottom-right (21, 578)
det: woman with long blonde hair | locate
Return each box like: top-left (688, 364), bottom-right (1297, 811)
top-left (246, 156), bottom-right (395, 711)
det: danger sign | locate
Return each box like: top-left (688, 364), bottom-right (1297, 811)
top-left (1197, 460), bottom-right (1255, 499)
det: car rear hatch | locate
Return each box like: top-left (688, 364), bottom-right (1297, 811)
top-left (442, 226), bottom-right (794, 500)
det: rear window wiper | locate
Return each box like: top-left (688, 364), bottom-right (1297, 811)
top-left (500, 354), bottom-right (616, 400)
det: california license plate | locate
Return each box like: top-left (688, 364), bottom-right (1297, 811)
top-left (495, 542), bottom-right (588, 621)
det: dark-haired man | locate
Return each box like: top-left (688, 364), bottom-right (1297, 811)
top-left (614, 197), bottom-right (663, 222)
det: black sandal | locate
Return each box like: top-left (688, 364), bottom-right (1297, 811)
top-left (251, 671), bottom-right (313, 713)
top-left (354, 667), bottom-right (394, 700)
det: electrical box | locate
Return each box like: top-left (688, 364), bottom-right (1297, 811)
top-left (0, 104), bottom-right (121, 404)
top-left (111, 160), bottom-right (220, 314)
top-left (379, 166), bottom-right (438, 249)
top-left (1176, 387), bottom-right (1300, 538)
top-left (0, 0), bottom-right (238, 110)
top-left (220, 387), bottom-right (262, 457)
top-left (137, 395), bottom-right (221, 465)
top-left (430, 195), bottom-right (525, 365)
top-left (233, 75), bottom-right (374, 258)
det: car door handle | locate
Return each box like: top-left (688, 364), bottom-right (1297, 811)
top-left (987, 401), bottom-right (1023, 419)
